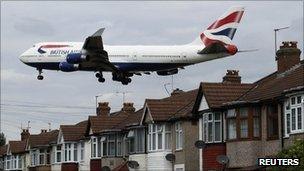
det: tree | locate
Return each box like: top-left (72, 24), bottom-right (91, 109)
top-left (271, 139), bottom-right (304, 171)
top-left (0, 132), bottom-right (6, 146)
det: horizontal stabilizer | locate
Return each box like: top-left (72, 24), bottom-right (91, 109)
top-left (198, 42), bottom-right (227, 54)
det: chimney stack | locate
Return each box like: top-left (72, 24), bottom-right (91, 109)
top-left (122, 102), bottom-right (135, 113)
top-left (21, 129), bottom-right (30, 141)
top-left (97, 102), bottom-right (111, 116)
top-left (222, 70), bottom-right (241, 83)
top-left (276, 41), bottom-right (301, 73)
top-left (171, 88), bottom-right (184, 96)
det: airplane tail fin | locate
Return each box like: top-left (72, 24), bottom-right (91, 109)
top-left (190, 6), bottom-right (245, 47)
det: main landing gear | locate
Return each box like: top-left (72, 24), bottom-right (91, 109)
top-left (95, 71), bottom-right (105, 83)
top-left (37, 69), bottom-right (44, 80)
top-left (112, 73), bottom-right (132, 85)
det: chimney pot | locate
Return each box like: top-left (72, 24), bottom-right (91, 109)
top-left (171, 88), bottom-right (184, 96)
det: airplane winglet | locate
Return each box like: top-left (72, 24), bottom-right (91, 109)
top-left (92, 28), bottom-right (105, 37)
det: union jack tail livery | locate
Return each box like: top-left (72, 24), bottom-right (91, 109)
top-left (192, 6), bottom-right (245, 55)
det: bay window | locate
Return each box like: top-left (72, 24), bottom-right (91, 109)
top-left (91, 137), bottom-right (101, 158)
top-left (148, 124), bottom-right (171, 152)
top-left (285, 94), bottom-right (304, 137)
top-left (203, 112), bottom-right (222, 143)
top-left (63, 143), bottom-right (78, 162)
top-left (116, 135), bottom-right (123, 156)
top-left (73, 143), bottom-right (78, 161)
top-left (239, 107), bottom-right (248, 138)
top-left (267, 104), bottom-right (278, 139)
top-left (253, 107), bottom-right (261, 138)
top-left (108, 135), bottom-right (116, 156)
top-left (39, 149), bottom-right (45, 165)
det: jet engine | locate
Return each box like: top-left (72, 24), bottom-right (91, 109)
top-left (59, 62), bottom-right (79, 72)
top-left (157, 69), bottom-right (178, 76)
top-left (66, 53), bottom-right (88, 64)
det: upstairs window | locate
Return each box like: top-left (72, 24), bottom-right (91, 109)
top-left (227, 109), bottom-right (237, 140)
top-left (285, 94), bottom-right (304, 137)
top-left (148, 124), bottom-right (171, 152)
top-left (203, 112), bottom-right (222, 143)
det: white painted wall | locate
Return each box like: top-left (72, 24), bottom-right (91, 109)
top-left (147, 151), bottom-right (172, 171)
top-left (78, 140), bottom-right (91, 171)
top-left (198, 95), bottom-right (209, 111)
top-left (128, 154), bottom-right (147, 171)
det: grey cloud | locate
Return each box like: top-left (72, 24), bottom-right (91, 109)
top-left (14, 17), bottom-right (55, 36)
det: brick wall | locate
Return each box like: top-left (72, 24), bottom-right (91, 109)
top-left (90, 159), bottom-right (102, 171)
top-left (61, 162), bottom-right (78, 171)
top-left (203, 143), bottom-right (226, 171)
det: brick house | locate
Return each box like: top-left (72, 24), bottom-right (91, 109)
top-left (53, 120), bottom-right (89, 171)
top-left (27, 130), bottom-right (58, 171)
top-left (86, 102), bottom-right (140, 171)
top-left (1, 141), bottom-right (27, 171)
top-left (141, 89), bottom-right (199, 171)
top-left (223, 41), bottom-right (303, 170)
top-left (192, 70), bottom-right (253, 171)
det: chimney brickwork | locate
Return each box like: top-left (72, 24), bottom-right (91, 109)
top-left (21, 129), bottom-right (30, 141)
top-left (276, 41), bottom-right (301, 74)
top-left (96, 102), bottom-right (111, 116)
top-left (122, 102), bottom-right (135, 113)
top-left (222, 70), bottom-right (241, 83)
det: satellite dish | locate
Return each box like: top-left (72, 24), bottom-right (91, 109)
top-left (216, 155), bottom-right (229, 165)
top-left (101, 166), bottom-right (111, 171)
top-left (194, 140), bottom-right (206, 149)
top-left (128, 160), bottom-right (139, 169)
top-left (165, 153), bottom-right (175, 162)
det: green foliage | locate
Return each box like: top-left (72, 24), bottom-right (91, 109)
top-left (0, 132), bottom-right (5, 146)
top-left (270, 140), bottom-right (304, 171)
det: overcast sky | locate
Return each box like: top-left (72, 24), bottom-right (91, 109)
top-left (1, 1), bottom-right (303, 140)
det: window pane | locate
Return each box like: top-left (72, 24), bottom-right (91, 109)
top-left (240, 120), bottom-right (248, 138)
top-left (208, 122), bottom-right (213, 141)
top-left (297, 107), bottom-right (302, 129)
top-left (297, 96), bottom-right (302, 104)
top-left (253, 117), bottom-right (260, 137)
top-left (227, 109), bottom-right (236, 118)
top-left (228, 119), bottom-right (236, 139)
top-left (152, 133), bottom-right (156, 150)
top-left (239, 108), bottom-right (248, 117)
top-left (214, 112), bottom-right (221, 120)
top-left (292, 108), bottom-right (296, 130)
top-left (286, 113), bottom-right (291, 134)
top-left (203, 122), bottom-right (207, 142)
top-left (214, 122), bottom-right (221, 141)
top-left (291, 97), bottom-right (296, 105)
top-left (158, 132), bottom-right (162, 149)
top-left (165, 132), bottom-right (171, 149)
top-left (253, 107), bottom-right (261, 116)
top-left (208, 113), bottom-right (213, 121)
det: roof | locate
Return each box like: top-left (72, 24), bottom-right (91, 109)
top-left (200, 82), bottom-right (253, 108)
top-left (237, 61), bottom-right (303, 102)
top-left (145, 89), bottom-right (198, 122)
top-left (28, 130), bottom-right (59, 149)
top-left (88, 109), bottom-right (136, 134)
top-left (0, 145), bottom-right (8, 157)
top-left (60, 120), bottom-right (88, 142)
top-left (8, 141), bottom-right (27, 154)
top-left (115, 108), bottom-right (144, 129)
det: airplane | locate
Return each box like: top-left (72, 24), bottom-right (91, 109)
top-left (19, 6), bottom-right (245, 85)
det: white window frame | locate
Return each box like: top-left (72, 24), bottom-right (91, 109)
top-left (174, 164), bottom-right (185, 171)
top-left (80, 142), bottom-right (85, 161)
top-left (63, 143), bottom-right (78, 162)
top-left (202, 112), bottom-right (222, 143)
top-left (91, 137), bottom-right (98, 158)
top-left (55, 145), bottom-right (62, 163)
top-left (227, 109), bottom-right (237, 140)
top-left (148, 124), bottom-right (171, 152)
top-left (38, 149), bottom-right (45, 165)
top-left (107, 134), bottom-right (116, 157)
top-left (285, 94), bottom-right (304, 137)
top-left (175, 122), bottom-right (183, 150)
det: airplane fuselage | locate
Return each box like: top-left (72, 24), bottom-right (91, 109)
top-left (19, 42), bottom-right (229, 73)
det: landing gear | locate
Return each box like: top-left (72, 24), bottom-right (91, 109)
top-left (37, 69), bottom-right (44, 80)
top-left (112, 73), bottom-right (132, 85)
top-left (95, 71), bottom-right (105, 83)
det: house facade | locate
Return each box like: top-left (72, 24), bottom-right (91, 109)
top-left (192, 70), bottom-right (253, 171)
top-left (141, 89), bottom-right (200, 171)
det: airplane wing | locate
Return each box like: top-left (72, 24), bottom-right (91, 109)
top-left (197, 42), bottom-right (227, 54)
top-left (80, 28), bottom-right (119, 72)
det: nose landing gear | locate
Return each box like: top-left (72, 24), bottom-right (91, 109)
top-left (95, 71), bottom-right (105, 83)
top-left (37, 69), bottom-right (44, 80)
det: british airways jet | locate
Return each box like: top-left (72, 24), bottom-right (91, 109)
top-left (19, 7), bottom-right (245, 85)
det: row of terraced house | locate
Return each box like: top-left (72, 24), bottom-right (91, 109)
top-left (0, 41), bottom-right (303, 171)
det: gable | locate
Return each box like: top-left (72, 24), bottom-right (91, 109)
top-left (140, 104), bottom-right (154, 124)
top-left (198, 95), bottom-right (209, 111)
